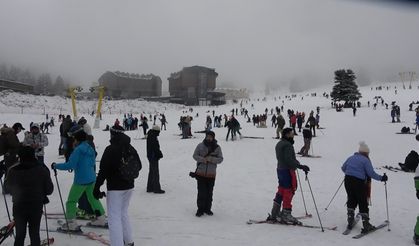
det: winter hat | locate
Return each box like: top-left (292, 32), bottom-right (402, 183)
top-left (206, 130), bottom-right (215, 138)
top-left (358, 141), bottom-right (370, 153)
top-left (31, 123), bottom-right (40, 129)
top-left (282, 128), bottom-right (293, 137)
top-left (68, 125), bottom-right (87, 141)
top-left (18, 146), bottom-right (37, 162)
top-left (152, 125), bottom-right (161, 131)
top-left (78, 117), bottom-right (87, 126)
top-left (12, 122), bottom-right (25, 131)
top-left (110, 125), bottom-right (125, 136)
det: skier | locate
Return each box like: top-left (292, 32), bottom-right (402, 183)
top-left (341, 142), bottom-right (388, 232)
top-left (267, 128), bottom-right (310, 224)
top-left (139, 117), bottom-right (149, 138)
top-left (298, 126), bottom-right (312, 156)
top-left (307, 112), bottom-right (316, 137)
top-left (353, 106), bottom-right (357, 116)
top-left (160, 114), bottom-right (167, 131)
top-left (94, 125), bottom-right (139, 246)
top-left (23, 123), bottom-right (48, 165)
top-left (275, 113), bottom-right (285, 139)
top-left (51, 126), bottom-right (107, 231)
top-left (414, 134), bottom-right (419, 245)
top-left (296, 113), bottom-right (303, 132)
top-left (146, 125), bottom-right (165, 194)
top-left (192, 131), bottom-right (223, 217)
top-left (5, 146), bottom-right (54, 246)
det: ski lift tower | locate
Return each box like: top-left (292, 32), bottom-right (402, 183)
top-left (93, 86), bottom-right (105, 129)
top-left (68, 86), bottom-right (83, 121)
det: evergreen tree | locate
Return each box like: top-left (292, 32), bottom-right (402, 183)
top-left (330, 69), bottom-right (362, 105)
top-left (53, 75), bottom-right (66, 95)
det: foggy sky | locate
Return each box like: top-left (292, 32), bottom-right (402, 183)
top-left (1, 0), bottom-right (419, 92)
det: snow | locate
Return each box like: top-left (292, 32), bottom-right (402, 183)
top-left (1, 83), bottom-right (419, 246)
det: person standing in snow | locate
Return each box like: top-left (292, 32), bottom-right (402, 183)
top-left (267, 128), bottom-right (310, 224)
top-left (23, 123), bottom-right (48, 165)
top-left (94, 125), bottom-right (140, 246)
top-left (307, 111), bottom-right (316, 137)
top-left (5, 146), bottom-right (53, 246)
top-left (192, 131), bottom-right (223, 217)
top-left (341, 142), bottom-right (388, 232)
top-left (297, 126), bottom-right (312, 156)
top-left (146, 125), bottom-right (165, 194)
top-left (413, 134), bottom-right (419, 244)
top-left (51, 126), bottom-right (107, 231)
top-left (275, 113), bottom-right (285, 139)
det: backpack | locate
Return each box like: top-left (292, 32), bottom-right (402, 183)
top-left (119, 145), bottom-right (142, 181)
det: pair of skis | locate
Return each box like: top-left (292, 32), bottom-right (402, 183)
top-left (343, 214), bottom-right (390, 239)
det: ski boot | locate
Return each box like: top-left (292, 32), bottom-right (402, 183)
top-left (89, 215), bottom-right (108, 228)
top-left (414, 234), bottom-right (419, 245)
top-left (280, 209), bottom-right (302, 225)
top-left (360, 213), bottom-right (375, 233)
top-left (266, 202), bottom-right (281, 222)
top-left (346, 208), bottom-right (355, 229)
top-left (58, 219), bottom-right (82, 232)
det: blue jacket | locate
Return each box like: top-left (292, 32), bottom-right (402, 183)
top-left (55, 141), bottom-right (96, 185)
top-left (341, 152), bottom-right (382, 181)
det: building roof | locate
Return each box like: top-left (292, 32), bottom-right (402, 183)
top-left (106, 71), bottom-right (159, 80)
top-left (168, 65), bottom-right (218, 79)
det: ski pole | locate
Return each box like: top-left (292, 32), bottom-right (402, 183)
top-left (52, 166), bottom-right (70, 236)
top-left (0, 177), bottom-right (12, 223)
top-left (305, 173), bottom-right (324, 232)
top-left (324, 179), bottom-right (344, 211)
top-left (44, 204), bottom-right (51, 246)
top-left (296, 170), bottom-right (309, 216)
top-left (384, 179), bottom-right (391, 231)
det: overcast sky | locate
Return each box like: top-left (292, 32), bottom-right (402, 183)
top-left (1, 0), bottom-right (419, 92)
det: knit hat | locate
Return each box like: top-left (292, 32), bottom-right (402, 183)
top-left (110, 125), bottom-right (125, 136)
top-left (152, 125), bottom-right (161, 131)
top-left (282, 128), bottom-right (293, 137)
top-left (358, 141), bottom-right (370, 153)
top-left (206, 130), bottom-right (215, 138)
top-left (18, 146), bottom-right (37, 162)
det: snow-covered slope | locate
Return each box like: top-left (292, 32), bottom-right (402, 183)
top-left (1, 82), bottom-right (418, 246)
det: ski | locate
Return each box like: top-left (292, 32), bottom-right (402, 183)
top-left (298, 154), bottom-right (321, 158)
top-left (381, 166), bottom-right (399, 172)
top-left (0, 221), bottom-right (15, 244)
top-left (342, 214), bottom-right (361, 235)
top-left (352, 220), bottom-right (389, 239)
top-left (57, 219), bottom-right (108, 229)
top-left (41, 228), bottom-right (110, 245)
top-left (26, 237), bottom-right (54, 246)
top-left (242, 136), bottom-right (264, 139)
top-left (246, 219), bottom-right (337, 231)
top-left (46, 214), bottom-right (96, 220)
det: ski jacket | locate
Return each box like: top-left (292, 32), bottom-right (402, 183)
top-left (0, 127), bottom-right (20, 165)
top-left (5, 160), bottom-right (53, 204)
top-left (55, 141), bottom-right (97, 185)
top-left (307, 116), bottom-right (316, 126)
top-left (277, 115), bottom-right (285, 129)
top-left (276, 138), bottom-right (300, 170)
top-left (193, 140), bottom-right (223, 178)
top-left (23, 132), bottom-right (48, 157)
top-left (96, 133), bottom-right (139, 191)
top-left (147, 130), bottom-right (163, 161)
top-left (341, 152), bottom-right (382, 181)
top-left (302, 128), bottom-right (312, 139)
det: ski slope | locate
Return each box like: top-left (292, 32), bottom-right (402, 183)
top-left (0, 83), bottom-right (418, 246)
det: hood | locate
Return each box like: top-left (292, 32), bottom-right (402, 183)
top-left (110, 133), bottom-right (131, 146)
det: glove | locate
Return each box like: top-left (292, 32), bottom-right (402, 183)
top-left (381, 173), bottom-right (388, 182)
top-left (300, 165), bottom-right (310, 174)
top-left (50, 162), bottom-right (56, 170)
top-left (416, 190), bottom-right (419, 200)
top-left (93, 188), bottom-right (106, 200)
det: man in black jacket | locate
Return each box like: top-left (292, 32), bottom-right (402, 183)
top-left (94, 125), bottom-right (140, 246)
top-left (146, 125), bottom-right (164, 194)
top-left (298, 126), bottom-right (313, 156)
top-left (5, 146), bottom-right (54, 246)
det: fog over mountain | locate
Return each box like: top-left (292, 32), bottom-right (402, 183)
top-left (0, 0), bottom-right (418, 92)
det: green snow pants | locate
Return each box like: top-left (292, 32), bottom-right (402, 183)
top-left (66, 183), bottom-right (105, 219)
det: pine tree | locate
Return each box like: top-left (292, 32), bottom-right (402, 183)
top-left (330, 69), bottom-right (362, 106)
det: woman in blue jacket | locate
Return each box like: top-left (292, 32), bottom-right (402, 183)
top-left (52, 126), bottom-right (106, 231)
top-left (341, 141), bottom-right (387, 232)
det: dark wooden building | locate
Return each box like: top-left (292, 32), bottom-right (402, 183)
top-left (168, 66), bottom-right (224, 105)
top-left (0, 79), bottom-right (33, 93)
top-left (99, 71), bottom-right (162, 99)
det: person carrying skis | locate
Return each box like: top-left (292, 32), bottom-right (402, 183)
top-left (192, 131), bottom-right (223, 217)
top-left (146, 125), bottom-right (165, 194)
top-left (5, 146), bottom-right (53, 246)
top-left (94, 125), bottom-right (140, 246)
top-left (267, 128), bottom-right (310, 224)
top-left (341, 141), bottom-right (388, 232)
top-left (51, 126), bottom-right (107, 231)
